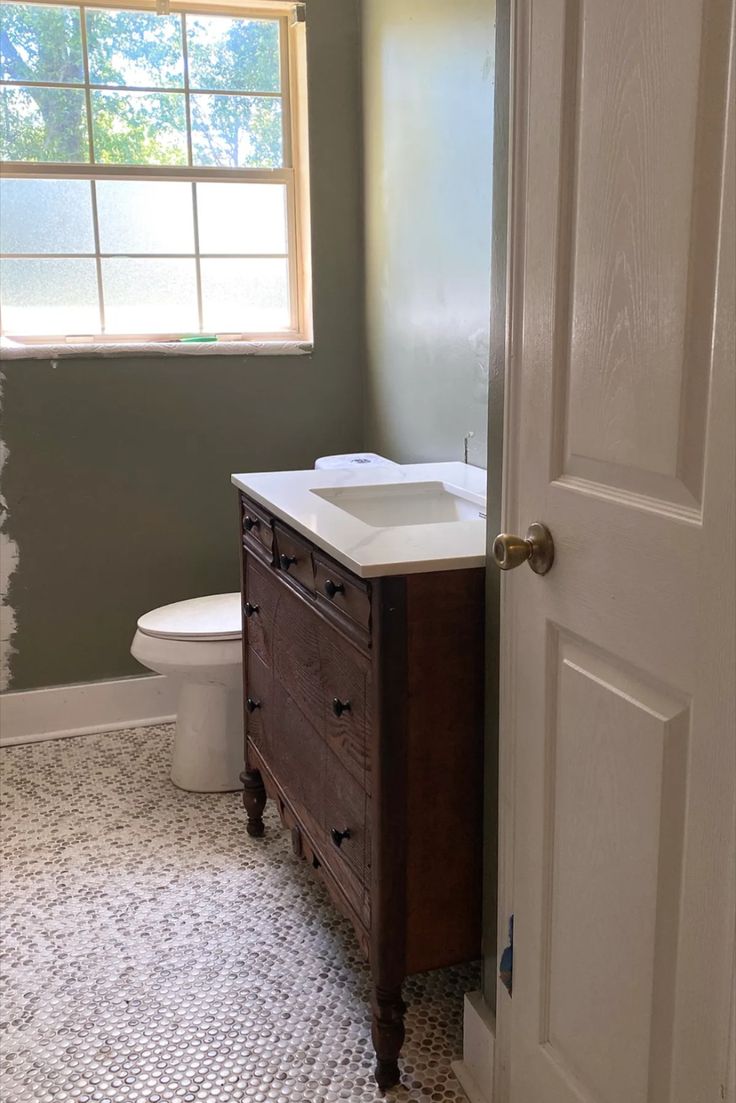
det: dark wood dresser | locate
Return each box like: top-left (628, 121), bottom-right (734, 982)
top-left (238, 490), bottom-right (485, 1089)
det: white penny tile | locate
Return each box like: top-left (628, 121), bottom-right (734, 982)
top-left (0, 726), bottom-right (476, 1102)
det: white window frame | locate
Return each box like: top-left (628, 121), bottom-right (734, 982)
top-left (0, 0), bottom-right (313, 350)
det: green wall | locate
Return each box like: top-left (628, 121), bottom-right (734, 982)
top-left (362, 0), bottom-right (495, 467)
top-left (0, 0), bottom-right (365, 692)
top-left (1, 0), bottom-right (497, 693)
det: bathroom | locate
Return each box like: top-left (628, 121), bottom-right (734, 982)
top-left (1, 0), bottom-right (734, 1101)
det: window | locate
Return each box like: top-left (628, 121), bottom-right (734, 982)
top-left (0, 0), bottom-right (311, 345)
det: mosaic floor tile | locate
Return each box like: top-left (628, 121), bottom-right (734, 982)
top-left (0, 726), bottom-right (477, 1102)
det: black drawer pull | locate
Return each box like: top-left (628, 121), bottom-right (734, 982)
top-left (243, 515), bottom-right (260, 533)
top-left (330, 827), bottom-right (351, 848)
top-left (280, 553), bottom-right (297, 571)
top-left (324, 579), bottom-right (345, 599)
top-left (332, 698), bottom-right (351, 717)
top-left (244, 602), bottom-right (259, 618)
top-left (246, 697), bottom-right (262, 713)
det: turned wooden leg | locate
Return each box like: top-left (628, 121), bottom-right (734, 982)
top-left (371, 984), bottom-right (406, 1091)
top-left (240, 768), bottom-right (266, 837)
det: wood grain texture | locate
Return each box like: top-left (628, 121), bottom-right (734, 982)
top-left (241, 496), bottom-right (275, 564)
top-left (404, 568), bottom-right (485, 974)
top-left (319, 628), bottom-right (371, 791)
top-left (273, 522), bottom-right (316, 593)
top-left (547, 0), bottom-right (733, 514)
top-left (498, 0), bottom-right (736, 1099)
top-left (369, 575), bottom-right (409, 1091)
top-left (314, 551), bottom-right (372, 648)
top-left (239, 496), bottom-right (486, 1088)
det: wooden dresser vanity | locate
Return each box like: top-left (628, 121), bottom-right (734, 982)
top-left (236, 473), bottom-right (485, 1090)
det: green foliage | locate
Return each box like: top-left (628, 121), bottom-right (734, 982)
top-left (0, 2), bottom-right (83, 83)
top-left (0, 2), bottom-right (283, 167)
top-left (86, 8), bottom-right (184, 87)
top-left (187, 15), bottom-right (282, 168)
top-left (1, 84), bottom-right (87, 161)
top-left (92, 90), bottom-right (187, 166)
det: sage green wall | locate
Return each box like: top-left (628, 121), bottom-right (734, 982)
top-left (0, 0), bottom-right (365, 692)
top-left (362, 0), bottom-right (495, 467)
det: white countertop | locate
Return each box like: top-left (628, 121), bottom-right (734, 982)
top-left (231, 462), bottom-right (487, 578)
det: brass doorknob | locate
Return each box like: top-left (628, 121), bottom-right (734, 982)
top-left (492, 522), bottom-right (554, 575)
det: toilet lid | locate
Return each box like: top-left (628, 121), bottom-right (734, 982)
top-left (137, 593), bottom-right (242, 641)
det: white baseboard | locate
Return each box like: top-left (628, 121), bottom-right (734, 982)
top-left (452, 991), bottom-right (495, 1103)
top-left (0, 675), bottom-right (177, 747)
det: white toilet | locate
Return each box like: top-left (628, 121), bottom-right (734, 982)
top-left (131, 593), bottom-right (243, 792)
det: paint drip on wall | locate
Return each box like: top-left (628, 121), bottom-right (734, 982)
top-left (0, 372), bottom-right (19, 691)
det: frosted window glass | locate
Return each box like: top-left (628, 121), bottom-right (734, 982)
top-left (196, 183), bottom-right (287, 255)
top-left (0, 179), bottom-right (94, 253)
top-left (96, 180), bottom-right (194, 254)
top-left (102, 258), bottom-right (197, 333)
top-left (91, 91), bottom-right (187, 166)
top-left (190, 94), bottom-right (282, 168)
top-left (0, 258), bottom-right (99, 335)
top-left (201, 258), bottom-right (289, 331)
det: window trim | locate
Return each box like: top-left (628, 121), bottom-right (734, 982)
top-left (0, 0), bottom-right (313, 348)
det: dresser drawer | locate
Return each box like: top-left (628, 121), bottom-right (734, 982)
top-left (319, 627), bottom-right (371, 791)
top-left (244, 557), bottom-right (280, 666)
top-left (321, 748), bottom-right (368, 890)
top-left (314, 553), bottom-right (371, 647)
top-left (275, 689), bottom-right (367, 900)
top-left (270, 584), bottom-right (370, 785)
top-left (274, 523), bottom-right (315, 593)
top-left (241, 496), bottom-right (274, 563)
top-left (244, 648), bottom-right (271, 758)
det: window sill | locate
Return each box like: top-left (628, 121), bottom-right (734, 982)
top-left (0, 338), bottom-right (313, 361)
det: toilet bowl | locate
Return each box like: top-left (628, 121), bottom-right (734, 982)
top-left (131, 593), bottom-right (243, 792)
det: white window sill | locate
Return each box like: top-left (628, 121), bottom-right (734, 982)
top-left (0, 338), bottom-right (313, 361)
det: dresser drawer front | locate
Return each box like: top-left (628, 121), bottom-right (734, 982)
top-left (241, 496), bottom-right (274, 563)
top-left (319, 628), bottom-right (371, 790)
top-left (244, 648), bottom-right (271, 758)
top-left (314, 553), bottom-right (371, 643)
top-left (271, 689), bottom-right (368, 904)
top-left (274, 524), bottom-right (315, 593)
top-left (244, 557), bottom-right (280, 666)
top-left (271, 584), bottom-right (370, 787)
top-left (322, 749), bottom-right (368, 888)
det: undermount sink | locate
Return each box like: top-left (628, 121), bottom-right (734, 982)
top-left (310, 481), bottom-right (486, 528)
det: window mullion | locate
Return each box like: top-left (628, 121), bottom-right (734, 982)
top-left (78, 5), bottom-right (96, 164)
top-left (0, 80), bottom-right (283, 97)
top-left (0, 163), bottom-right (293, 184)
top-left (191, 182), bottom-right (204, 333)
top-left (181, 12), bottom-right (194, 167)
top-left (78, 5), bottom-right (105, 332)
top-left (182, 14), bottom-right (203, 333)
top-left (89, 180), bottom-right (106, 334)
top-left (278, 13), bottom-right (292, 168)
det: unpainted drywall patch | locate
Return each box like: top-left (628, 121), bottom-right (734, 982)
top-left (0, 372), bottom-right (19, 691)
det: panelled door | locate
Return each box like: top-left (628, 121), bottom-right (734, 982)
top-left (496, 1), bottom-right (736, 1101)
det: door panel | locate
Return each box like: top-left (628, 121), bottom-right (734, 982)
top-left (556, 0), bottom-right (728, 508)
top-left (541, 634), bottom-right (689, 1103)
top-left (499, 0), bottom-right (736, 1100)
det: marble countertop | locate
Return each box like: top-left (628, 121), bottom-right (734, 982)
top-left (231, 462), bottom-right (487, 578)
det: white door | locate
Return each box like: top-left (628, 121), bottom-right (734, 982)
top-left (495, 1), bottom-right (736, 1102)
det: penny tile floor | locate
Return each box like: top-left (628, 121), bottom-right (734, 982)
top-left (0, 726), bottom-right (476, 1102)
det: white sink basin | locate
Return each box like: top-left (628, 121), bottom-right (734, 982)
top-left (311, 481), bottom-right (486, 528)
